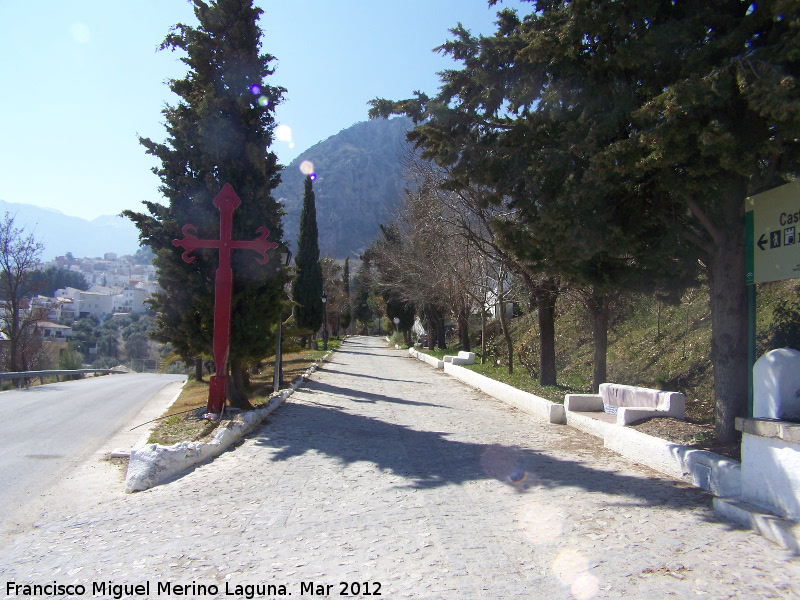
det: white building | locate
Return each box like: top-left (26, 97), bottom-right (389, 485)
top-left (55, 287), bottom-right (114, 319)
top-left (114, 286), bottom-right (150, 314)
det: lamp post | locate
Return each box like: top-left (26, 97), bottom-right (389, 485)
top-left (273, 248), bottom-right (292, 392)
top-left (321, 292), bottom-right (328, 351)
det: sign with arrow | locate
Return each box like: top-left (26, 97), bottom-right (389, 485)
top-left (745, 181), bottom-right (800, 284)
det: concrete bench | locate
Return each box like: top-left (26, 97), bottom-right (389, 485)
top-left (443, 351), bottom-right (475, 366)
top-left (565, 382), bottom-right (685, 426)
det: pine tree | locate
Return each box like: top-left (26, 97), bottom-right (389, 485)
top-left (292, 176), bottom-right (323, 345)
top-left (123, 0), bottom-right (289, 409)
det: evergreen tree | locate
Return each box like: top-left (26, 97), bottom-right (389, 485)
top-left (123, 0), bottom-right (289, 409)
top-left (352, 257), bottom-right (374, 326)
top-left (30, 267), bottom-right (88, 297)
top-left (292, 176), bottom-right (323, 345)
top-left (613, 1), bottom-right (800, 442)
top-left (343, 256), bottom-right (350, 296)
top-left (371, 2), bottom-right (698, 391)
top-left (340, 256), bottom-right (352, 332)
top-left (371, 1), bottom-right (800, 440)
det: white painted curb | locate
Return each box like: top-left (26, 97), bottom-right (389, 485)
top-left (567, 410), bottom-right (741, 498)
top-left (713, 497), bottom-right (800, 554)
top-left (443, 362), bottom-right (566, 424)
top-left (408, 348), bottom-right (564, 424)
top-left (124, 348), bottom-right (336, 493)
top-left (408, 347), bottom-right (444, 370)
top-left (406, 346), bottom-right (740, 499)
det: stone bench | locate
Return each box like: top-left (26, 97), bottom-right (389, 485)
top-left (443, 351), bottom-right (475, 366)
top-left (565, 382), bottom-right (685, 426)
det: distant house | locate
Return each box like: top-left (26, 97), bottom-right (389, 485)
top-left (114, 286), bottom-right (149, 314)
top-left (56, 297), bottom-right (76, 321)
top-left (55, 287), bottom-right (113, 319)
top-left (36, 321), bottom-right (73, 340)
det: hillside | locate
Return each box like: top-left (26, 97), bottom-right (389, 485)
top-left (419, 279), bottom-right (799, 456)
top-left (275, 117), bottom-right (413, 259)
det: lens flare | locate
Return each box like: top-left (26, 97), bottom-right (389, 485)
top-left (552, 549), bottom-right (599, 600)
top-left (275, 124), bottom-right (292, 143)
top-left (553, 549), bottom-right (587, 585)
top-left (257, 96), bottom-right (269, 107)
top-left (309, 173), bottom-right (317, 181)
top-left (300, 160), bottom-right (315, 175)
top-left (480, 445), bottom-right (518, 481)
top-left (480, 445), bottom-right (536, 486)
top-left (518, 503), bottom-right (563, 544)
top-left (250, 84), bottom-right (261, 95)
top-left (571, 574), bottom-right (600, 600)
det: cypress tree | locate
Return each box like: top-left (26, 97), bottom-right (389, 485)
top-left (340, 256), bottom-right (352, 332)
top-left (292, 176), bottom-right (323, 345)
top-left (123, 0), bottom-right (289, 409)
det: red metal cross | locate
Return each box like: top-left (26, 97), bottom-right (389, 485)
top-left (173, 183), bottom-right (279, 417)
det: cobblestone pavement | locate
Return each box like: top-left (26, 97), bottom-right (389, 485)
top-left (1, 336), bottom-right (799, 599)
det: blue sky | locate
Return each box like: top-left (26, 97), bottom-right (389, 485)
top-left (0, 0), bottom-right (526, 221)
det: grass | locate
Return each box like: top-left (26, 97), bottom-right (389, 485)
top-left (147, 339), bottom-right (340, 445)
top-left (418, 279), bottom-right (799, 427)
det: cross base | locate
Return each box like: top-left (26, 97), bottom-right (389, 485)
top-left (206, 375), bottom-right (227, 418)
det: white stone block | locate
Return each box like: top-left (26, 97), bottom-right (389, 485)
top-left (740, 432), bottom-right (800, 521)
top-left (564, 394), bottom-right (603, 412)
top-left (599, 382), bottom-right (685, 420)
top-left (457, 351), bottom-right (476, 364)
top-left (753, 348), bottom-right (800, 421)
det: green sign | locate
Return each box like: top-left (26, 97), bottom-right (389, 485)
top-left (745, 181), bottom-right (800, 284)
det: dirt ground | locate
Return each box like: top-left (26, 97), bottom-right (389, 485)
top-left (630, 417), bottom-right (741, 461)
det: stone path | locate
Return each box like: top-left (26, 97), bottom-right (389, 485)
top-left (1, 336), bottom-right (798, 599)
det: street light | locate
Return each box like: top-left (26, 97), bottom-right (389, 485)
top-left (321, 292), bottom-right (328, 351)
top-left (273, 248), bottom-right (292, 393)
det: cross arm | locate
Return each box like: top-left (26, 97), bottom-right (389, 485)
top-left (229, 227), bottom-right (279, 264)
top-left (172, 224), bottom-right (223, 264)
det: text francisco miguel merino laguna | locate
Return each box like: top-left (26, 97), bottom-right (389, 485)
top-left (5, 579), bottom-right (383, 598)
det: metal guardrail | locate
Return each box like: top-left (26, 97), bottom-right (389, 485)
top-left (0, 368), bottom-right (129, 388)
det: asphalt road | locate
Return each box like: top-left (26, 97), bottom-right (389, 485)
top-left (0, 373), bottom-right (185, 527)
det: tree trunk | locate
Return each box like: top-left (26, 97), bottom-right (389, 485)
top-left (498, 291), bottom-right (513, 375)
top-left (708, 212), bottom-right (748, 444)
top-left (9, 299), bottom-right (20, 373)
top-left (535, 277), bottom-right (558, 386)
top-left (458, 306), bottom-right (470, 351)
top-left (480, 308), bottom-right (486, 364)
top-left (227, 358), bottom-right (254, 410)
top-left (195, 356), bottom-right (204, 382)
top-left (586, 289), bottom-right (610, 393)
top-left (436, 316), bottom-right (447, 349)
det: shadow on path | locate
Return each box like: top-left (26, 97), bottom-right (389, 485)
top-left (303, 380), bottom-right (444, 408)
top-left (321, 368), bottom-right (420, 385)
top-left (253, 400), bottom-right (707, 513)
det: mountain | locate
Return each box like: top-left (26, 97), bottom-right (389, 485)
top-left (275, 117), bottom-right (413, 259)
top-left (1, 117), bottom-right (412, 261)
top-left (0, 200), bottom-right (141, 259)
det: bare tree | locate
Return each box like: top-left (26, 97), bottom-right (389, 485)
top-left (321, 256), bottom-right (345, 337)
top-left (0, 213), bottom-right (44, 373)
